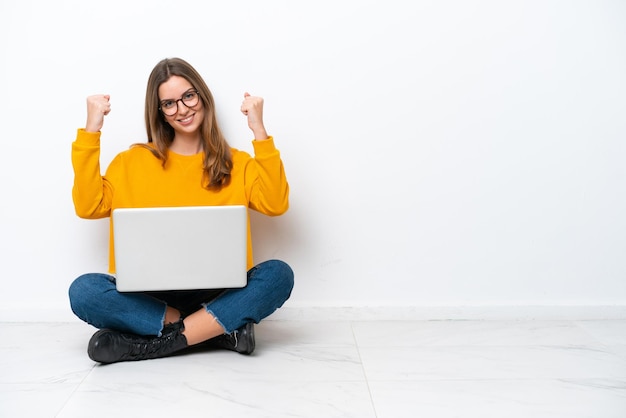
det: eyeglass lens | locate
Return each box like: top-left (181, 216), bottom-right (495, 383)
top-left (160, 90), bottom-right (199, 115)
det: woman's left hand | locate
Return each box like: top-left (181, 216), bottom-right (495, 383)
top-left (241, 92), bottom-right (268, 140)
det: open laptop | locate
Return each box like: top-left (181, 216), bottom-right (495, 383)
top-left (112, 205), bottom-right (248, 292)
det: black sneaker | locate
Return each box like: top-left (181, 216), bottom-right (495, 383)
top-left (88, 320), bottom-right (188, 364)
top-left (204, 322), bottom-right (255, 355)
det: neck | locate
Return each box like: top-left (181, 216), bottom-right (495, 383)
top-left (170, 135), bottom-right (202, 155)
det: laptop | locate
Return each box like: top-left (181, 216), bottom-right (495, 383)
top-left (112, 205), bottom-right (248, 292)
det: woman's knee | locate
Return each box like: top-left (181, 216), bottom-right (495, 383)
top-left (276, 260), bottom-right (294, 293)
top-left (257, 259), bottom-right (294, 297)
top-left (68, 273), bottom-right (114, 315)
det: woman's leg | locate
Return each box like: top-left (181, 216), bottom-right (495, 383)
top-left (69, 273), bottom-right (190, 363)
top-left (198, 259), bottom-right (294, 332)
top-left (181, 259), bottom-right (294, 352)
top-left (70, 260), bottom-right (293, 363)
top-left (68, 273), bottom-right (168, 336)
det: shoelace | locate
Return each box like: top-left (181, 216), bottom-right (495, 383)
top-left (127, 333), bottom-right (178, 357)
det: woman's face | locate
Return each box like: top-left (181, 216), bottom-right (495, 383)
top-left (158, 75), bottom-right (205, 136)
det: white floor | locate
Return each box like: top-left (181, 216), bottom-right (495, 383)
top-left (1, 319), bottom-right (626, 417)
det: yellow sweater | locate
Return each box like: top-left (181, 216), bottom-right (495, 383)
top-left (72, 129), bottom-right (289, 272)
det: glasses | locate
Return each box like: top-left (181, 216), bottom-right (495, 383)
top-left (159, 89), bottom-right (200, 116)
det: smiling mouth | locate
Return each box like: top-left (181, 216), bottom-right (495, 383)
top-left (178, 114), bottom-right (194, 124)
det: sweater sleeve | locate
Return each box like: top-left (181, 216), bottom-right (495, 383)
top-left (247, 136), bottom-right (290, 216)
top-left (71, 129), bottom-right (114, 219)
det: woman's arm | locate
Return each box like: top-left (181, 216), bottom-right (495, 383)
top-left (71, 95), bottom-right (114, 219)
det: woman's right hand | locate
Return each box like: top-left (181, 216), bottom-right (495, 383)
top-left (85, 94), bottom-right (111, 133)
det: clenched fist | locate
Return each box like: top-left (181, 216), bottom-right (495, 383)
top-left (240, 92), bottom-right (268, 140)
top-left (85, 95), bottom-right (111, 133)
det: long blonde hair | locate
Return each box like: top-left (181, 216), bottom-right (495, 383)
top-left (140, 57), bottom-right (232, 189)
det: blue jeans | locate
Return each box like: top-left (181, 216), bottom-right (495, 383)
top-left (69, 259), bottom-right (294, 336)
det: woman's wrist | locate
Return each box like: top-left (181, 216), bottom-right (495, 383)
top-left (251, 126), bottom-right (269, 140)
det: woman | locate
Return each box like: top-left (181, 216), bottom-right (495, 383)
top-left (69, 57), bottom-right (294, 364)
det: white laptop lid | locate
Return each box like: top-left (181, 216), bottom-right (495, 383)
top-left (112, 205), bottom-right (248, 292)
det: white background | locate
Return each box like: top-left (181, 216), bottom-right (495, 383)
top-left (1, 0), bottom-right (625, 320)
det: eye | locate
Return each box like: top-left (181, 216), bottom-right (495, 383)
top-left (184, 91), bottom-right (197, 100)
top-left (161, 100), bottom-right (174, 109)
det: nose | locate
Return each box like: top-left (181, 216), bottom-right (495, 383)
top-left (175, 99), bottom-right (188, 114)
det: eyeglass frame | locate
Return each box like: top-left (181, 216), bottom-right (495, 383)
top-left (158, 88), bottom-right (201, 116)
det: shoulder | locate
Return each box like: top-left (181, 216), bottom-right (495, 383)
top-left (119, 143), bottom-right (159, 159)
top-left (231, 147), bottom-right (252, 163)
top-left (108, 143), bottom-right (160, 169)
